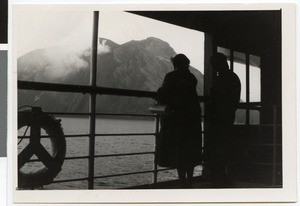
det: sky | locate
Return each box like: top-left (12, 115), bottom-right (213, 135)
top-left (17, 11), bottom-right (204, 73)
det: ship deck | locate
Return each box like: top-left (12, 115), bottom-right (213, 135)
top-left (127, 177), bottom-right (276, 189)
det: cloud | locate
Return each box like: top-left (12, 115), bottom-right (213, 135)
top-left (36, 45), bottom-right (90, 80)
top-left (98, 39), bottom-right (111, 54)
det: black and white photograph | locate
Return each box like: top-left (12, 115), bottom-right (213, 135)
top-left (12, 3), bottom-right (297, 203)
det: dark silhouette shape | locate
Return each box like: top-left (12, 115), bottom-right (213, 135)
top-left (157, 54), bottom-right (202, 188)
top-left (205, 52), bottom-right (241, 187)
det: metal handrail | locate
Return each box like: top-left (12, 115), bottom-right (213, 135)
top-left (18, 80), bottom-right (157, 99)
top-left (233, 162), bottom-right (282, 166)
top-left (27, 151), bottom-right (155, 162)
top-left (237, 102), bottom-right (261, 109)
top-left (18, 132), bottom-right (156, 139)
top-left (52, 177), bottom-right (89, 184)
top-left (93, 170), bottom-right (159, 180)
top-left (51, 167), bottom-right (176, 184)
top-left (19, 110), bottom-right (157, 118)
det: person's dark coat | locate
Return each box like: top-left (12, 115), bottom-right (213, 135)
top-left (156, 69), bottom-right (202, 168)
top-left (207, 70), bottom-right (241, 127)
top-left (205, 69), bottom-right (241, 185)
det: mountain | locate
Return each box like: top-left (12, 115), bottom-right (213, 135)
top-left (18, 37), bottom-right (204, 114)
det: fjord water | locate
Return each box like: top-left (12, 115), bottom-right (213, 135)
top-left (19, 116), bottom-right (188, 189)
top-left (18, 116), bottom-right (203, 189)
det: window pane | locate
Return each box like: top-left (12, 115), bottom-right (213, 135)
top-left (17, 11), bottom-right (93, 85)
top-left (250, 110), bottom-right (260, 125)
top-left (97, 11), bottom-right (204, 93)
top-left (250, 55), bottom-right (261, 102)
top-left (217, 47), bottom-right (230, 57)
top-left (233, 51), bottom-right (246, 102)
top-left (18, 90), bottom-right (90, 113)
top-left (235, 109), bottom-right (246, 124)
top-left (96, 95), bottom-right (155, 114)
top-left (217, 47), bottom-right (231, 68)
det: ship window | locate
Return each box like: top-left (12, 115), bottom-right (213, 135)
top-left (217, 47), bottom-right (231, 68)
top-left (250, 110), bottom-right (260, 125)
top-left (17, 11), bottom-right (93, 86)
top-left (216, 47), bottom-right (261, 125)
top-left (233, 51), bottom-right (246, 102)
top-left (249, 54), bottom-right (261, 124)
top-left (97, 11), bottom-right (204, 94)
top-left (235, 109), bottom-right (246, 125)
top-left (250, 54), bottom-right (261, 102)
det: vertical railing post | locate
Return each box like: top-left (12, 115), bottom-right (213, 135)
top-left (246, 53), bottom-right (250, 125)
top-left (153, 114), bottom-right (160, 185)
top-left (230, 49), bottom-right (234, 71)
top-left (272, 105), bottom-right (277, 186)
top-left (88, 11), bottom-right (99, 189)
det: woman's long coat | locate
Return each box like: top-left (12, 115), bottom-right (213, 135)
top-left (157, 69), bottom-right (202, 168)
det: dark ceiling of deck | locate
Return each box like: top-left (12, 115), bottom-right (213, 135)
top-left (129, 11), bottom-right (281, 55)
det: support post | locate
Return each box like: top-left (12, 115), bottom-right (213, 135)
top-left (153, 114), bottom-right (160, 185)
top-left (203, 33), bottom-right (214, 161)
top-left (272, 105), bottom-right (277, 186)
top-left (230, 49), bottom-right (234, 71)
top-left (88, 11), bottom-right (99, 189)
top-left (204, 33), bottom-right (215, 97)
top-left (246, 53), bottom-right (250, 125)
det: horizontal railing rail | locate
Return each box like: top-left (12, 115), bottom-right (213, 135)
top-left (18, 133), bottom-right (156, 139)
top-left (18, 80), bottom-right (157, 98)
top-left (237, 102), bottom-right (261, 109)
top-left (52, 177), bottom-right (89, 184)
top-left (51, 167), bottom-right (176, 185)
top-left (18, 80), bottom-right (208, 101)
top-left (27, 151), bottom-right (156, 162)
top-left (18, 110), bottom-right (158, 117)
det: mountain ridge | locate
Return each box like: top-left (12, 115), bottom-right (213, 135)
top-left (18, 37), bottom-right (203, 114)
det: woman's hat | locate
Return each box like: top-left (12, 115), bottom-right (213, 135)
top-left (171, 54), bottom-right (190, 68)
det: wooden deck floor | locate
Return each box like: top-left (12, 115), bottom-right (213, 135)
top-left (127, 177), bottom-right (279, 189)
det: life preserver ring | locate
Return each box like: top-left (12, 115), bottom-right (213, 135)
top-left (18, 107), bottom-right (66, 189)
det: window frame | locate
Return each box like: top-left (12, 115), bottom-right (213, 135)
top-left (217, 46), bottom-right (261, 125)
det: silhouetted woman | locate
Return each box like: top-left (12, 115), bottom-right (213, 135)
top-left (157, 54), bottom-right (202, 188)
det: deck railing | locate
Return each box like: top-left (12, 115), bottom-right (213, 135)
top-left (19, 80), bottom-right (204, 188)
top-left (18, 81), bottom-right (281, 189)
top-left (18, 81), bottom-right (281, 188)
